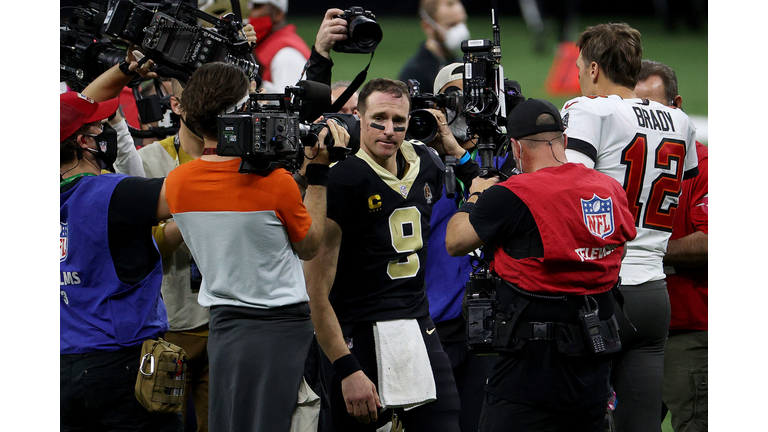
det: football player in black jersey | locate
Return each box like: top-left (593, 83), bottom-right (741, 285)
top-left (305, 78), bottom-right (475, 432)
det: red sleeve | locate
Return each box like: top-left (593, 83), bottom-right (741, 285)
top-left (688, 151), bottom-right (708, 234)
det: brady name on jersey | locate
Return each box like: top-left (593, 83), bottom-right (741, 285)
top-left (561, 94), bottom-right (698, 285)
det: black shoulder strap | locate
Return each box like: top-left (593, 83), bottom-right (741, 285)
top-left (329, 52), bottom-right (375, 113)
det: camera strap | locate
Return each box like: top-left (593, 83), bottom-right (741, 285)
top-left (329, 52), bottom-right (375, 113)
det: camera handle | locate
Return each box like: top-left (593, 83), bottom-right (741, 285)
top-left (477, 133), bottom-right (498, 179)
top-left (444, 155), bottom-right (457, 199)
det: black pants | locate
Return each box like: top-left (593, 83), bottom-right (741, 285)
top-left (611, 280), bottom-right (671, 432)
top-left (329, 316), bottom-right (461, 432)
top-left (207, 304), bottom-right (314, 432)
top-left (61, 347), bottom-right (183, 432)
top-left (479, 392), bottom-right (606, 432)
top-left (437, 316), bottom-right (498, 432)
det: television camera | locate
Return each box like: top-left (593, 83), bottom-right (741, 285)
top-left (217, 81), bottom-right (360, 174)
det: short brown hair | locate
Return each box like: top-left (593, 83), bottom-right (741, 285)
top-left (577, 23), bottom-right (643, 89)
top-left (637, 60), bottom-right (678, 105)
top-left (180, 62), bottom-right (249, 138)
top-left (357, 78), bottom-right (411, 115)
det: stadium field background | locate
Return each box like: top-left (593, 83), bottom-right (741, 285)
top-left (290, 14), bottom-right (708, 144)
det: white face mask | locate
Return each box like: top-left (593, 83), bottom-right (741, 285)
top-left (420, 9), bottom-right (470, 58)
top-left (442, 23), bottom-right (470, 56)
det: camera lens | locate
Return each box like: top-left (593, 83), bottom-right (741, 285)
top-left (406, 110), bottom-right (438, 143)
top-left (348, 16), bottom-right (382, 53)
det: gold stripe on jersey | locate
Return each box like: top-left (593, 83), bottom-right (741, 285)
top-left (357, 140), bottom-right (422, 199)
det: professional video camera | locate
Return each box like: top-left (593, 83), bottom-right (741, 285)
top-left (60, 0), bottom-right (258, 91)
top-left (404, 0), bottom-right (524, 180)
top-left (464, 258), bottom-right (499, 354)
top-left (61, 1), bottom-right (142, 92)
top-left (101, 0), bottom-right (258, 82)
top-left (217, 81), bottom-right (360, 174)
top-left (332, 6), bottom-right (382, 54)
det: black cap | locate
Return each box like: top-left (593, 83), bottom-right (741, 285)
top-left (506, 98), bottom-right (565, 139)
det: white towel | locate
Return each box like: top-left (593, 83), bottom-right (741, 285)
top-left (373, 319), bottom-right (437, 410)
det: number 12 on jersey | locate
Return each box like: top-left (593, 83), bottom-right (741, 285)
top-left (620, 133), bottom-right (687, 232)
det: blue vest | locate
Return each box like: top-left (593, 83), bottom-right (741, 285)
top-left (425, 152), bottom-right (509, 323)
top-left (60, 174), bottom-right (167, 354)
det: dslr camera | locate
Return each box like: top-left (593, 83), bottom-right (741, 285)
top-left (332, 6), bottom-right (382, 54)
top-left (405, 79), bottom-right (463, 144)
top-left (217, 81), bottom-right (360, 174)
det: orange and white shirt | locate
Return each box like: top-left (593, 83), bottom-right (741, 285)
top-left (165, 158), bottom-right (311, 309)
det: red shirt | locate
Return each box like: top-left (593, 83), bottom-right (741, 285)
top-left (253, 24), bottom-right (310, 83)
top-left (667, 142), bottom-right (708, 330)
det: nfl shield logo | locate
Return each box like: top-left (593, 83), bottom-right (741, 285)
top-left (60, 222), bottom-right (68, 262)
top-left (399, 184), bottom-right (408, 197)
top-left (581, 195), bottom-right (615, 239)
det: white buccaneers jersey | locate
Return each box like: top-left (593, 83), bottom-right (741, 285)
top-left (561, 95), bottom-right (698, 285)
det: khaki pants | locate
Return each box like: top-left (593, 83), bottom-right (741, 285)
top-left (164, 327), bottom-right (209, 432)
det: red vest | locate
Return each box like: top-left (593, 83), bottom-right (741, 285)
top-left (253, 24), bottom-right (310, 83)
top-left (491, 163), bottom-right (637, 295)
top-left (667, 142), bottom-right (708, 331)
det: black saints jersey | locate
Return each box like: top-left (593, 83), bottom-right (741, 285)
top-left (327, 140), bottom-right (444, 324)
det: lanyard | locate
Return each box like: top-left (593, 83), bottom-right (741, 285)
top-left (60, 173), bottom-right (96, 188)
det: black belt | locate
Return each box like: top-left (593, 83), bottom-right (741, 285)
top-left (513, 321), bottom-right (556, 341)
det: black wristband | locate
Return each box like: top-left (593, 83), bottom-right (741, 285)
top-left (332, 353), bottom-right (362, 380)
top-left (457, 201), bottom-right (475, 214)
top-left (305, 164), bottom-right (330, 186)
top-left (469, 191), bottom-right (483, 200)
top-left (118, 60), bottom-right (137, 77)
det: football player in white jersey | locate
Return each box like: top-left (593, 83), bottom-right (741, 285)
top-left (560, 23), bottom-right (698, 432)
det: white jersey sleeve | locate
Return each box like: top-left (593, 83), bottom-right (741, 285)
top-left (561, 95), bottom-right (698, 285)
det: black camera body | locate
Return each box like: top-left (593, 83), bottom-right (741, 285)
top-left (101, 0), bottom-right (258, 83)
top-left (464, 269), bottom-right (498, 354)
top-left (60, 2), bottom-right (141, 92)
top-left (405, 79), bottom-right (462, 144)
top-left (61, 1), bottom-right (259, 89)
top-left (332, 6), bottom-right (382, 54)
top-left (217, 82), bottom-right (359, 174)
top-left (301, 114), bottom-right (361, 161)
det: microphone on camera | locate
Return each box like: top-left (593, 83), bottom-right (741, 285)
top-left (296, 80), bottom-right (331, 123)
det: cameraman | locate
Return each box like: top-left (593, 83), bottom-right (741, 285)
top-left (445, 99), bottom-right (637, 431)
top-left (60, 58), bottom-right (181, 431)
top-left (421, 62), bottom-right (513, 432)
top-left (135, 26), bottom-right (256, 432)
top-left (163, 61), bottom-right (348, 432)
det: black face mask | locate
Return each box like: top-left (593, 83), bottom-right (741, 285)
top-left (84, 124), bottom-right (118, 172)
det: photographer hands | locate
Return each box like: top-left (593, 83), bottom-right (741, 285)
top-left (315, 8), bottom-right (348, 59)
top-left (306, 117), bottom-right (351, 166)
top-left (125, 46), bottom-right (158, 79)
top-left (242, 24), bottom-right (257, 46)
top-left (425, 108), bottom-right (467, 159)
top-left (468, 176), bottom-right (500, 199)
